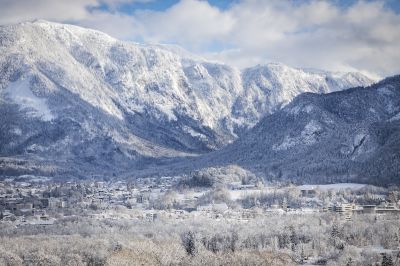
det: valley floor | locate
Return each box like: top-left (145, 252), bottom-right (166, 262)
top-left (1, 177), bottom-right (399, 265)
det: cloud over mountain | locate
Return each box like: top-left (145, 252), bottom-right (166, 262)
top-left (0, 0), bottom-right (399, 78)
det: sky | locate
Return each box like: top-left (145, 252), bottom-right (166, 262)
top-left (0, 0), bottom-right (400, 78)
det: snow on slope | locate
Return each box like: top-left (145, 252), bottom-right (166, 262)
top-left (234, 63), bottom-right (374, 127)
top-left (204, 76), bottom-right (400, 185)
top-left (297, 183), bottom-right (367, 191)
top-left (0, 20), bottom-right (375, 161)
top-left (4, 77), bottom-right (54, 121)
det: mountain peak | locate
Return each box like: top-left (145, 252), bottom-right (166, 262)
top-left (0, 21), bottom-right (377, 177)
top-left (1, 19), bottom-right (118, 46)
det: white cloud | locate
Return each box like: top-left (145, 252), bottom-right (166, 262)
top-left (131, 0), bottom-right (235, 49)
top-left (0, 0), bottom-right (399, 77)
top-left (0, 0), bottom-right (143, 39)
top-left (111, 0), bottom-right (399, 77)
top-left (77, 11), bottom-right (139, 40)
top-left (0, 0), bottom-right (97, 24)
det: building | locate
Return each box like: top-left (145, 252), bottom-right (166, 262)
top-left (337, 204), bottom-right (353, 221)
top-left (376, 203), bottom-right (400, 214)
top-left (334, 203), bottom-right (355, 213)
top-left (197, 203), bottom-right (229, 213)
top-left (229, 182), bottom-right (257, 190)
top-left (297, 185), bottom-right (317, 197)
top-left (15, 203), bottom-right (34, 216)
top-left (362, 205), bottom-right (376, 214)
top-left (48, 198), bottom-right (65, 209)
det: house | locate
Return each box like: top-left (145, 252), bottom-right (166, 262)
top-left (94, 181), bottom-right (106, 189)
top-left (197, 203), bottom-right (229, 213)
top-left (297, 185), bottom-right (317, 197)
top-left (145, 212), bottom-right (158, 222)
top-left (334, 203), bottom-right (355, 221)
top-left (362, 205), bottom-right (377, 214)
top-left (48, 197), bottom-right (65, 209)
top-left (376, 203), bottom-right (400, 214)
top-left (334, 203), bottom-right (355, 213)
top-left (15, 203), bottom-right (34, 216)
top-left (4, 198), bottom-right (23, 212)
top-left (136, 193), bottom-right (150, 204)
top-left (1, 210), bottom-right (15, 221)
top-left (229, 182), bottom-right (257, 190)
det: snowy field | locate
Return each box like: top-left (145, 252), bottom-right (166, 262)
top-left (297, 183), bottom-right (368, 191)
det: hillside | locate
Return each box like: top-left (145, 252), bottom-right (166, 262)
top-left (207, 76), bottom-right (400, 185)
top-left (0, 20), bottom-right (374, 178)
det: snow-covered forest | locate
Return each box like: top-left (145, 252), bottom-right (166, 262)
top-left (1, 213), bottom-right (399, 266)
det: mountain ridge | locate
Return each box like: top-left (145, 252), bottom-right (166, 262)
top-left (0, 20), bottom-right (377, 178)
top-left (199, 75), bottom-right (400, 185)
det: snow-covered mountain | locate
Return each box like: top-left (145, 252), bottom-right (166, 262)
top-left (203, 76), bottom-right (400, 185)
top-left (0, 20), bottom-right (375, 177)
top-left (234, 63), bottom-right (373, 128)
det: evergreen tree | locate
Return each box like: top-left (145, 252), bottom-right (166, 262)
top-left (382, 254), bottom-right (393, 266)
top-left (346, 257), bottom-right (353, 266)
top-left (181, 231), bottom-right (197, 256)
